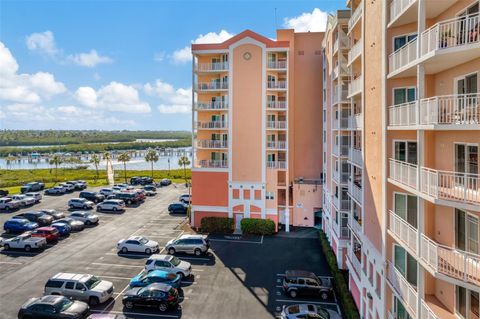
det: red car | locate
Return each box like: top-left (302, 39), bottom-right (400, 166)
top-left (31, 227), bottom-right (60, 242)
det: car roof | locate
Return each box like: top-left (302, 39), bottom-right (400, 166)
top-left (52, 272), bottom-right (92, 282)
top-left (148, 254), bottom-right (171, 261)
top-left (36, 295), bottom-right (65, 305)
top-left (147, 270), bottom-right (171, 277)
top-left (9, 218), bottom-right (29, 223)
top-left (143, 282), bottom-right (171, 292)
top-left (285, 270), bottom-right (317, 279)
top-left (36, 227), bottom-right (55, 231)
top-left (179, 234), bottom-right (205, 240)
top-left (286, 304), bottom-right (318, 314)
top-left (128, 236), bottom-right (146, 241)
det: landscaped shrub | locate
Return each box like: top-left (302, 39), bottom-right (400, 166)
top-left (318, 230), bottom-right (360, 319)
top-left (200, 217), bottom-right (233, 234)
top-left (240, 218), bottom-right (276, 235)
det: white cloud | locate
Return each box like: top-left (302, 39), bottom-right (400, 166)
top-left (283, 8), bottom-right (329, 32)
top-left (144, 80), bottom-right (191, 114)
top-left (74, 87), bottom-right (97, 108)
top-left (25, 31), bottom-right (58, 57)
top-left (171, 30), bottom-right (234, 64)
top-left (68, 49), bottom-right (113, 67)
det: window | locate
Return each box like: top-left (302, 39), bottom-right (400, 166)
top-left (65, 282), bottom-right (75, 289)
top-left (75, 283), bottom-right (86, 291)
top-left (394, 245), bottom-right (417, 286)
top-left (394, 296), bottom-right (413, 319)
top-left (46, 280), bottom-right (63, 288)
top-left (455, 285), bottom-right (478, 319)
top-left (456, 209), bottom-right (479, 254)
top-left (455, 143), bottom-right (478, 174)
top-left (394, 193), bottom-right (418, 228)
top-left (266, 192), bottom-right (274, 200)
top-left (393, 88), bottom-right (416, 105)
top-left (393, 34), bottom-right (417, 52)
top-left (394, 141), bottom-right (417, 164)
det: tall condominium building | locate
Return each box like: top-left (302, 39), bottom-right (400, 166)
top-left (191, 30), bottom-right (324, 232)
top-left (322, 1), bottom-right (480, 319)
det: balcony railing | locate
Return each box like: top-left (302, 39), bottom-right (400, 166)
top-left (389, 0), bottom-right (416, 25)
top-left (266, 141), bottom-right (287, 150)
top-left (332, 144), bottom-right (349, 157)
top-left (348, 76), bottom-right (362, 97)
top-left (267, 60), bottom-right (287, 69)
top-left (349, 148), bottom-right (362, 167)
top-left (267, 100), bottom-right (288, 109)
top-left (266, 121), bottom-right (287, 129)
top-left (348, 181), bottom-right (363, 204)
top-left (388, 38), bottom-right (417, 75)
top-left (349, 212), bottom-right (362, 235)
top-left (420, 93), bottom-right (480, 126)
top-left (388, 210), bottom-right (418, 254)
top-left (198, 160), bottom-right (228, 168)
top-left (333, 61), bottom-right (348, 79)
top-left (332, 85), bottom-right (348, 105)
top-left (348, 244), bottom-right (363, 277)
top-left (421, 14), bottom-right (480, 56)
top-left (267, 81), bottom-right (287, 90)
top-left (387, 261), bottom-right (418, 318)
top-left (349, 113), bottom-right (363, 129)
top-left (333, 195), bottom-right (351, 211)
top-left (267, 161), bottom-right (287, 169)
top-left (421, 300), bottom-right (441, 319)
top-left (388, 101), bottom-right (417, 127)
top-left (195, 101), bottom-right (228, 110)
top-left (333, 220), bottom-right (350, 239)
top-left (348, 40), bottom-right (362, 64)
top-left (389, 158), bottom-right (418, 189)
top-left (348, 2), bottom-right (362, 31)
top-left (420, 234), bottom-right (480, 287)
top-left (195, 121), bottom-right (227, 129)
top-left (196, 81), bottom-right (228, 91)
top-left (196, 140), bottom-right (228, 149)
top-left (196, 62), bottom-right (228, 72)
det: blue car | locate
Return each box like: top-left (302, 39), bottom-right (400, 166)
top-left (51, 222), bottom-right (72, 236)
top-left (3, 218), bottom-right (38, 233)
top-left (129, 270), bottom-right (181, 288)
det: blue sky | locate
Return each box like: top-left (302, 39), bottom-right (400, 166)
top-left (0, 0), bottom-right (345, 130)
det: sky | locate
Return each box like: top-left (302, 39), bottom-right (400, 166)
top-left (0, 0), bottom-right (346, 131)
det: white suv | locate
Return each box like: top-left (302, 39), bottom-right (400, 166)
top-left (145, 254), bottom-right (192, 278)
top-left (117, 236), bottom-right (159, 254)
top-left (69, 211), bottom-right (99, 225)
top-left (68, 198), bottom-right (94, 209)
top-left (96, 199), bottom-right (125, 212)
top-left (99, 188), bottom-right (114, 196)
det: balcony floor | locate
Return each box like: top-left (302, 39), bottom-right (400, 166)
top-left (424, 295), bottom-right (456, 319)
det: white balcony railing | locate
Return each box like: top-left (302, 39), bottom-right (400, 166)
top-left (349, 113), bottom-right (363, 129)
top-left (349, 3), bottom-right (362, 31)
top-left (349, 213), bottom-right (362, 235)
top-left (421, 14), bottom-right (480, 56)
top-left (198, 160), bottom-right (228, 168)
top-left (333, 170), bottom-right (339, 183)
top-left (420, 93), bottom-right (480, 126)
top-left (421, 300), bottom-right (441, 319)
top-left (348, 244), bottom-right (363, 275)
top-left (266, 141), bottom-right (287, 150)
top-left (348, 76), bottom-right (362, 97)
top-left (267, 81), bottom-right (287, 90)
top-left (195, 121), bottom-right (227, 129)
top-left (387, 261), bottom-right (418, 317)
top-left (267, 101), bottom-right (288, 110)
top-left (266, 121), bottom-right (287, 129)
top-left (388, 210), bottom-right (418, 254)
top-left (333, 195), bottom-right (351, 211)
top-left (332, 85), bottom-right (349, 105)
top-left (389, 38), bottom-right (418, 75)
top-left (332, 143), bottom-right (349, 157)
top-left (420, 234), bottom-right (480, 286)
top-left (389, 158), bottom-right (418, 189)
top-left (196, 62), bottom-right (229, 72)
top-left (196, 81), bottom-right (228, 91)
top-left (267, 161), bottom-right (287, 169)
top-left (389, 0), bottom-right (416, 24)
top-left (388, 101), bottom-right (417, 127)
top-left (349, 148), bottom-right (363, 167)
top-left (195, 101), bottom-right (228, 110)
top-left (349, 181), bottom-right (363, 204)
top-left (196, 140), bottom-right (228, 149)
top-left (348, 40), bottom-right (362, 64)
top-left (267, 60), bottom-right (287, 69)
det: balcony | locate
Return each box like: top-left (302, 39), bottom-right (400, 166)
top-left (195, 121), bottom-right (227, 130)
top-left (266, 121), bottom-right (287, 130)
top-left (333, 220), bottom-right (350, 240)
top-left (195, 101), bottom-right (228, 111)
top-left (333, 194), bottom-right (351, 212)
top-left (348, 76), bottom-right (362, 98)
top-left (332, 143), bottom-right (349, 157)
top-left (420, 93), bottom-right (480, 128)
top-left (267, 161), bottom-right (287, 169)
top-left (348, 148), bottom-right (362, 167)
top-left (388, 210), bottom-right (418, 254)
top-left (333, 115), bottom-right (349, 130)
top-left (388, 38), bottom-right (418, 78)
top-left (386, 261), bottom-right (418, 318)
top-left (348, 113), bottom-right (363, 129)
top-left (348, 180), bottom-right (363, 204)
top-left (267, 60), bottom-right (287, 70)
top-left (388, 0), bottom-right (417, 27)
top-left (348, 40), bottom-right (362, 65)
top-left (196, 81), bottom-right (228, 92)
top-left (196, 62), bottom-right (228, 73)
top-left (266, 141), bottom-right (287, 150)
top-left (197, 160), bottom-right (227, 169)
top-left (388, 101), bottom-right (417, 128)
top-left (332, 85), bottom-right (349, 105)
top-left (349, 212), bottom-right (362, 236)
top-left (348, 2), bottom-right (362, 32)
top-left (333, 32), bottom-right (349, 55)
top-left (267, 81), bottom-right (287, 90)
top-left (332, 62), bottom-right (348, 80)
top-left (389, 158), bottom-right (418, 190)
top-left (196, 140), bottom-right (228, 149)
top-left (333, 167), bottom-right (349, 185)
top-left (267, 100), bottom-right (287, 110)
top-left (347, 243), bottom-right (363, 278)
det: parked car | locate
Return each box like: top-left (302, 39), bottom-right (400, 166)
top-left (20, 181), bottom-right (45, 193)
top-left (108, 192), bottom-right (139, 205)
top-left (69, 211), bottom-right (99, 225)
top-left (13, 211), bottom-right (53, 226)
top-left (3, 218), bottom-right (38, 233)
top-left (31, 226), bottom-right (60, 242)
top-left (117, 236), bottom-right (159, 254)
top-left (129, 270), bottom-right (181, 289)
top-left (24, 192), bottom-right (42, 203)
top-left (55, 218), bottom-right (85, 232)
top-left (79, 191), bottom-right (105, 203)
top-left (282, 270), bottom-right (333, 300)
top-left (143, 187), bottom-right (157, 197)
top-left (168, 202), bottom-right (188, 214)
top-left (60, 183), bottom-right (75, 192)
top-left (159, 178), bottom-right (171, 186)
top-left (66, 180), bottom-right (87, 190)
top-left (279, 304), bottom-right (341, 319)
top-left (45, 186), bottom-right (67, 195)
top-left (68, 198), bottom-right (94, 210)
top-left (0, 189), bottom-right (9, 197)
top-left (11, 194), bottom-right (37, 207)
top-left (96, 200), bottom-right (125, 212)
top-left (18, 295), bottom-right (89, 319)
top-left (0, 197), bottom-right (21, 210)
top-left (51, 222), bottom-right (72, 236)
top-left (144, 254), bottom-right (192, 278)
top-left (166, 234), bottom-right (209, 256)
top-left (114, 183), bottom-right (129, 189)
top-left (179, 194), bottom-right (191, 203)
top-left (44, 273), bottom-right (114, 306)
top-left (122, 283), bottom-right (179, 312)
top-left (130, 176), bottom-right (153, 185)
top-left (40, 209), bottom-right (65, 220)
top-left (0, 232), bottom-right (46, 251)
top-left (99, 188), bottom-right (114, 196)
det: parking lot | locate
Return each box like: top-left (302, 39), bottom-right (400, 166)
top-left (0, 185), bottom-right (338, 319)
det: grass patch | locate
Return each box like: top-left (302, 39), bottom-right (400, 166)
top-left (318, 230), bottom-right (360, 319)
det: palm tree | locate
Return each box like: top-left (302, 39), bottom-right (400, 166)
top-left (178, 156), bottom-right (191, 186)
top-left (49, 154), bottom-right (63, 182)
top-left (117, 152), bottom-right (131, 183)
top-left (90, 154), bottom-right (100, 180)
top-left (145, 149), bottom-right (159, 179)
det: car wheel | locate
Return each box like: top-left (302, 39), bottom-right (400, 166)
top-left (168, 247), bottom-right (176, 255)
top-left (113, 207), bottom-right (118, 212)
top-left (194, 248), bottom-right (202, 256)
top-left (176, 272), bottom-right (185, 280)
top-left (89, 297), bottom-right (100, 306)
top-left (124, 301), bottom-right (134, 309)
top-left (145, 248), bottom-right (152, 254)
top-left (289, 290), bottom-right (297, 298)
top-left (5, 206), bottom-right (10, 211)
top-left (69, 205), bottom-right (74, 209)
top-left (320, 291), bottom-right (329, 300)
top-left (121, 247), bottom-right (128, 253)
top-left (24, 245), bottom-right (31, 252)
top-left (83, 205), bottom-right (88, 209)
top-left (85, 220), bottom-right (91, 225)
top-left (3, 244), bottom-right (10, 250)
top-left (158, 303), bottom-right (168, 312)
top-left (127, 200), bottom-right (132, 205)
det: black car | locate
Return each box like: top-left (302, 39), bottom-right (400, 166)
top-left (0, 189), bottom-right (8, 197)
top-left (108, 192), bottom-right (139, 205)
top-left (168, 202), bottom-right (188, 214)
top-left (282, 270), bottom-right (333, 300)
top-left (130, 176), bottom-right (153, 186)
top-left (79, 191), bottom-right (105, 203)
top-left (40, 209), bottom-right (66, 220)
top-left (159, 178), bottom-right (172, 186)
top-left (18, 295), bottom-right (89, 319)
top-left (13, 211), bottom-right (53, 226)
top-left (122, 283), bottom-right (179, 312)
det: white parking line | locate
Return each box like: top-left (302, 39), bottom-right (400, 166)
top-left (91, 262), bottom-right (143, 268)
top-left (178, 256), bottom-right (210, 261)
top-left (275, 299), bottom-right (338, 306)
top-left (105, 252), bottom-right (162, 257)
top-left (90, 310), bottom-right (179, 318)
top-left (99, 275), bottom-right (132, 280)
top-left (0, 261), bottom-right (23, 265)
top-left (1, 251), bottom-right (38, 256)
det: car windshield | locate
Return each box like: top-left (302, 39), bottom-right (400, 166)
top-left (139, 237), bottom-right (149, 245)
top-left (84, 276), bottom-right (101, 289)
top-left (55, 298), bottom-right (73, 312)
top-left (170, 256), bottom-right (181, 266)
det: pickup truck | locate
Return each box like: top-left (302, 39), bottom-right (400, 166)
top-left (11, 194), bottom-right (37, 207)
top-left (20, 182), bottom-right (45, 194)
top-left (0, 233), bottom-right (47, 251)
top-left (0, 197), bottom-right (22, 211)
